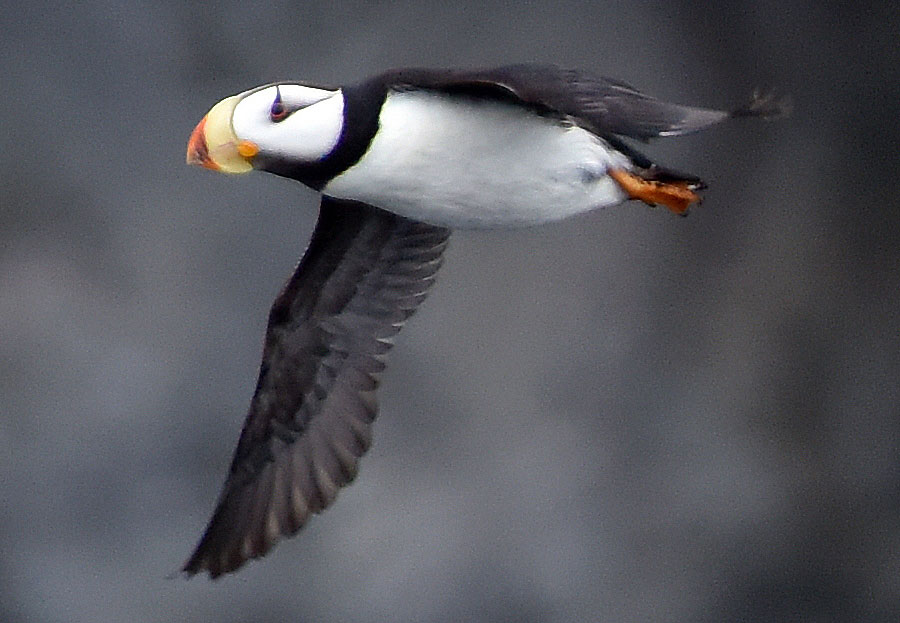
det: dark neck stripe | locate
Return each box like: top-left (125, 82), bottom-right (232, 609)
top-left (258, 77), bottom-right (388, 191)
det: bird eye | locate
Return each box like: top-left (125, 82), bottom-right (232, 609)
top-left (270, 86), bottom-right (288, 122)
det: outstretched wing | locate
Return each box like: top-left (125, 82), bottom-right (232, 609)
top-left (183, 197), bottom-right (450, 578)
top-left (384, 63), bottom-right (786, 140)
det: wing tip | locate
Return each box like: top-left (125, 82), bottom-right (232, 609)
top-left (179, 543), bottom-right (253, 580)
top-left (730, 88), bottom-right (792, 120)
top-left (179, 550), bottom-right (222, 580)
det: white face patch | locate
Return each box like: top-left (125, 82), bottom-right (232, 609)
top-left (231, 85), bottom-right (345, 163)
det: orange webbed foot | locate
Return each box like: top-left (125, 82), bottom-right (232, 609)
top-left (608, 169), bottom-right (703, 216)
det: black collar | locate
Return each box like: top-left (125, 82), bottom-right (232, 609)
top-left (256, 76), bottom-right (389, 191)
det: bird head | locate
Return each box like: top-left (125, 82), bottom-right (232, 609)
top-left (186, 84), bottom-right (344, 175)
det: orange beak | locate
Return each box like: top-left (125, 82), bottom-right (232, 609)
top-left (186, 94), bottom-right (256, 174)
top-left (186, 116), bottom-right (220, 170)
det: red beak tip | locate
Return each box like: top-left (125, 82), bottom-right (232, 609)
top-left (186, 116), bottom-right (218, 170)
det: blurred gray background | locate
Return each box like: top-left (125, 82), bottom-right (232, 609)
top-left (2, 1), bottom-right (899, 621)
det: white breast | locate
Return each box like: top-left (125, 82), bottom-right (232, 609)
top-left (322, 90), bottom-right (631, 228)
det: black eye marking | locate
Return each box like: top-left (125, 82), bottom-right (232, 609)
top-left (270, 86), bottom-right (288, 122)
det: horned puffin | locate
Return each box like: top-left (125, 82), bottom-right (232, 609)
top-left (183, 63), bottom-right (785, 578)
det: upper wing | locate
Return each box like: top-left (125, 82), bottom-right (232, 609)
top-left (383, 64), bottom-right (785, 140)
top-left (182, 197), bottom-right (450, 578)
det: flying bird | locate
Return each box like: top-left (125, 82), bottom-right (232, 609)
top-left (183, 64), bottom-right (785, 578)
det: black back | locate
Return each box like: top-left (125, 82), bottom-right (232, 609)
top-left (257, 64), bottom-right (786, 190)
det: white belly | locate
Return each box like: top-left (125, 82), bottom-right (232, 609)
top-left (322, 90), bottom-right (632, 228)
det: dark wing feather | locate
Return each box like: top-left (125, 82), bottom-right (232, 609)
top-left (182, 197), bottom-right (450, 578)
top-left (384, 64), bottom-right (786, 140)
